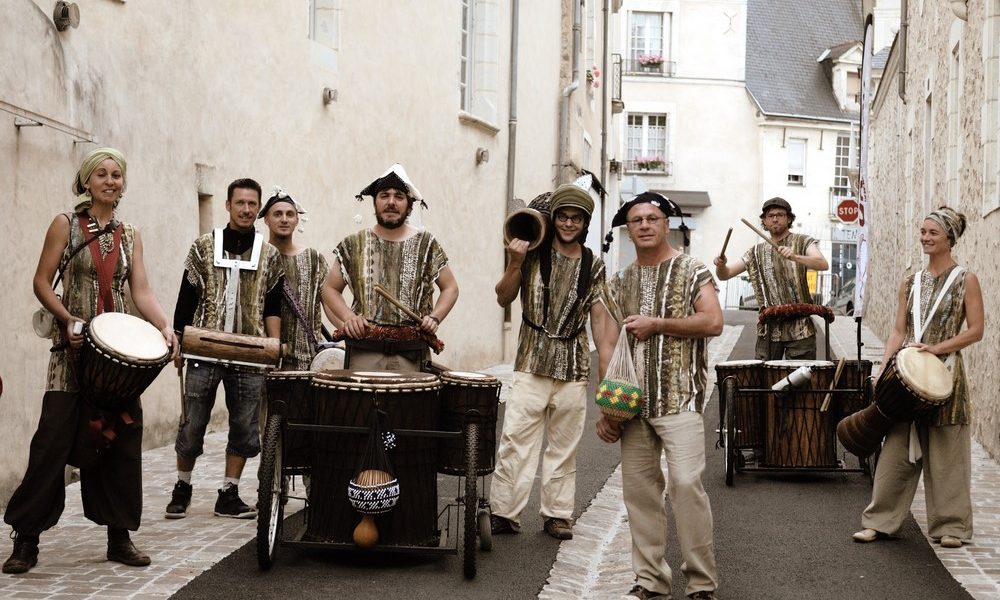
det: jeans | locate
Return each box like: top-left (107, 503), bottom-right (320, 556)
top-left (175, 361), bottom-right (263, 459)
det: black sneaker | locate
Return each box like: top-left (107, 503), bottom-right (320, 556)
top-left (625, 585), bottom-right (671, 599)
top-left (165, 480), bottom-right (193, 519)
top-left (214, 485), bottom-right (257, 519)
top-left (2, 534), bottom-right (39, 574)
top-left (490, 514), bottom-right (519, 535)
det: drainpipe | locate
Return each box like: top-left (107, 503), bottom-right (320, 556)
top-left (898, 0), bottom-right (907, 102)
top-left (502, 0), bottom-right (520, 360)
top-left (557, 0), bottom-right (582, 184)
top-left (599, 0), bottom-right (610, 242)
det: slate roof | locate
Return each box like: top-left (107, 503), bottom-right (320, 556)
top-left (746, 0), bottom-right (862, 122)
top-left (872, 46), bottom-right (891, 70)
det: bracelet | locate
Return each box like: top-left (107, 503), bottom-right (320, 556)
top-left (428, 315), bottom-right (441, 324)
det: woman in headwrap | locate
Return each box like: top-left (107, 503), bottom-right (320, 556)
top-left (853, 206), bottom-right (984, 549)
top-left (3, 148), bottom-right (177, 573)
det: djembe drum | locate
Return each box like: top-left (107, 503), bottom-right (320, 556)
top-left (715, 360), bottom-right (765, 449)
top-left (306, 370), bottom-right (441, 547)
top-left (436, 371), bottom-right (501, 476)
top-left (837, 348), bottom-right (952, 458)
top-left (832, 360), bottom-right (874, 421)
top-left (764, 360), bottom-right (837, 467)
top-left (77, 312), bottom-right (171, 410)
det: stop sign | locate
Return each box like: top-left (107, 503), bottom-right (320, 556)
top-left (836, 198), bottom-right (859, 223)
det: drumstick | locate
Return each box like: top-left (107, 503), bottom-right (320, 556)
top-left (177, 365), bottom-right (189, 426)
top-left (820, 357), bottom-right (847, 412)
top-left (719, 227), bottom-right (733, 258)
top-left (374, 284), bottom-right (423, 323)
top-left (740, 218), bottom-right (790, 259)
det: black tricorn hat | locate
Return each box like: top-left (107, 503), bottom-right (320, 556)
top-left (356, 163), bottom-right (427, 209)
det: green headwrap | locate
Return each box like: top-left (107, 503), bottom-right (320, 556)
top-left (73, 147), bottom-right (127, 212)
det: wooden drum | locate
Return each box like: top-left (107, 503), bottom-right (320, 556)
top-left (264, 371), bottom-right (314, 472)
top-left (306, 370), bottom-right (441, 547)
top-left (437, 371), bottom-right (501, 476)
top-left (715, 360), bottom-right (765, 449)
top-left (837, 348), bottom-right (952, 458)
top-left (181, 326), bottom-right (280, 368)
top-left (764, 360), bottom-right (837, 467)
top-left (77, 312), bottom-right (171, 410)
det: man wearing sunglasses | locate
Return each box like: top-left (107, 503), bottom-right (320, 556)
top-left (489, 183), bottom-right (618, 540)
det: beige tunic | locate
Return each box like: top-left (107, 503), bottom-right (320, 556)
top-left (277, 249), bottom-right (329, 371)
top-left (610, 254), bottom-right (717, 417)
top-left (742, 232), bottom-right (818, 341)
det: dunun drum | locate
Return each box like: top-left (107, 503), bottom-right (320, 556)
top-left (437, 371), bottom-right (501, 476)
top-left (264, 371), bottom-right (314, 472)
top-left (307, 370), bottom-right (441, 547)
top-left (764, 360), bottom-right (837, 467)
top-left (714, 360), bottom-right (765, 449)
top-left (181, 326), bottom-right (280, 368)
top-left (837, 348), bottom-right (953, 458)
top-left (77, 312), bottom-right (171, 410)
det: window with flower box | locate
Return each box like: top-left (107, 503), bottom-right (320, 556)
top-left (627, 11), bottom-right (673, 76)
top-left (626, 114), bottom-right (669, 174)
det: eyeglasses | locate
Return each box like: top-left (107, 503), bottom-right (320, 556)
top-left (626, 216), bottom-right (664, 226)
top-left (555, 213), bottom-right (585, 225)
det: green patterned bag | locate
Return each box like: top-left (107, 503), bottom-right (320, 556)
top-left (595, 328), bottom-right (643, 422)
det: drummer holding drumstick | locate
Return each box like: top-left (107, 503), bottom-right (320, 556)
top-left (853, 206), bottom-right (984, 548)
top-left (4, 148), bottom-right (177, 573)
top-left (713, 197), bottom-right (828, 360)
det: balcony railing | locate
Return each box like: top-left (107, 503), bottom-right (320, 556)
top-left (612, 54), bottom-right (623, 104)
top-left (622, 58), bottom-right (676, 77)
top-left (624, 159), bottom-right (672, 176)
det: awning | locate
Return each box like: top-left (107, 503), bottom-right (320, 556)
top-left (651, 190), bottom-right (712, 208)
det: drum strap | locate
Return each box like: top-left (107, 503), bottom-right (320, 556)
top-left (282, 278), bottom-right (319, 350)
top-left (213, 230), bottom-right (264, 332)
top-left (911, 267), bottom-right (964, 344)
top-left (532, 243), bottom-right (593, 338)
top-left (81, 215), bottom-right (123, 315)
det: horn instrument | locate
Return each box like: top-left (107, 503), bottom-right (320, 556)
top-left (503, 207), bottom-right (549, 251)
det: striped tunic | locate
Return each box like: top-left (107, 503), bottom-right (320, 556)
top-left (47, 212), bottom-right (136, 391)
top-left (904, 266), bottom-right (970, 426)
top-left (333, 229), bottom-right (448, 327)
top-left (742, 232), bottom-right (818, 341)
top-left (277, 249), bottom-right (329, 371)
top-left (610, 254), bottom-right (717, 417)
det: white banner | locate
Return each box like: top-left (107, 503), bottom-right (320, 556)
top-left (854, 23), bottom-right (873, 319)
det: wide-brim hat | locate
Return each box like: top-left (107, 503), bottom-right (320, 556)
top-left (548, 183), bottom-right (595, 217)
top-left (356, 163), bottom-right (426, 208)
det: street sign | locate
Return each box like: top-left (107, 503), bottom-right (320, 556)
top-left (836, 198), bottom-right (859, 224)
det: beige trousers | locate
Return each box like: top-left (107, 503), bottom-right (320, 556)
top-left (861, 421), bottom-right (973, 540)
top-left (489, 371), bottom-right (588, 523)
top-left (621, 411), bottom-right (718, 597)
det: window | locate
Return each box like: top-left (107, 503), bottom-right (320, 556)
top-left (984, 0), bottom-right (1000, 214)
top-left (946, 41), bottom-right (963, 204)
top-left (628, 12), bottom-right (670, 71)
top-left (833, 133), bottom-right (852, 196)
top-left (460, 0), bottom-right (500, 126)
top-left (310, 0), bottom-right (340, 51)
top-left (923, 91), bottom-right (934, 216)
top-left (586, 0), bottom-right (596, 69)
top-left (787, 138), bottom-right (806, 185)
top-left (626, 114), bottom-right (669, 173)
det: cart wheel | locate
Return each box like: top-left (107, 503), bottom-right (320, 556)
top-left (256, 413), bottom-right (284, 570)
top-left (463, 422), bottom-right (479, 579)
top-left (723, 381), bottom-right (735, 487)
top-left (478, 509), bottom-right (493, 552)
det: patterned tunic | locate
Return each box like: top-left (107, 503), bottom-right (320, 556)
top-left (48, 213), bottom-right (136, 391)
top-left (904, 266), bottom-right (970, 426)
top-left (333, 229), bottom-right (448, 327)
top-left (742, 232), bottom-right (818, 341)
top-left (610, 254), bottom-right (717, 417)
top-left (277, 249), bottom-right (329, 371)
top-left (514, 247), bottom-right (615, 382)
top-left (183, 232), bottom-right (283, 336)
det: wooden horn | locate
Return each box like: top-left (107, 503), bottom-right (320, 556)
top-left (503, 207), bottom-right (549, 251)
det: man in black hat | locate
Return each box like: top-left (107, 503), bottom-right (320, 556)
top-left (489, 182), bottom-right (618, 541)
top-left (713, 197), bottom-right (828, 360)
top-left (597, 191), bottom-right (722, 600)
top-left (321, 164), bottom-right (458, 370)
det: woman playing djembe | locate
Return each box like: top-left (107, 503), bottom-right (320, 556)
top-left (3, 148), bottom-right (177, 573)
top-left (853, 206), bottom-right (984, 548)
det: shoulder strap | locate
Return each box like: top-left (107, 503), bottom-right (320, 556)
top-left (536, 243), bottom-right (593, 331)
top-left (911, 267), bottom-right (965, 343)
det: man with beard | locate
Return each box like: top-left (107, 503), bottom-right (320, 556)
top-left (489, 183), bottom-right (618, 540)
top-left (713, 197), bottom-right (828, 360)
top-left (260, 187), bottom-right (329, 371)
top-left (597, 193), bottom-right (722, 600)
top-left (322, 164), bottom-right (458, 371)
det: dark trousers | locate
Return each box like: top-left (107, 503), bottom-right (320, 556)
top-left (754, 334), bottom-right (817, 361)
top-left (3, 391), bottom-right (143, 537)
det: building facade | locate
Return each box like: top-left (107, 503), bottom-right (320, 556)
top-left (863, 0), bottom-right (1000, 457)
top-left (0, 0), bottom-right (613, 500)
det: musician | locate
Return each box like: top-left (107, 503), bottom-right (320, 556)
top-left (713, 197), bottom-right (828, 360)
top-left (260, 187), bottom-right (329, 371)
top-left (596, 193), bottom-right (722, 600)
top-left (489, 183), bottom-right (618, 541)
top-left (166, 178), bottom-right (283, 520)
top-left (321, 164), bottom-right (458, 371)
top-left (4, 148), bottom-right (177, 573)
top-left (853, 206), bottom-right (984, 549)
